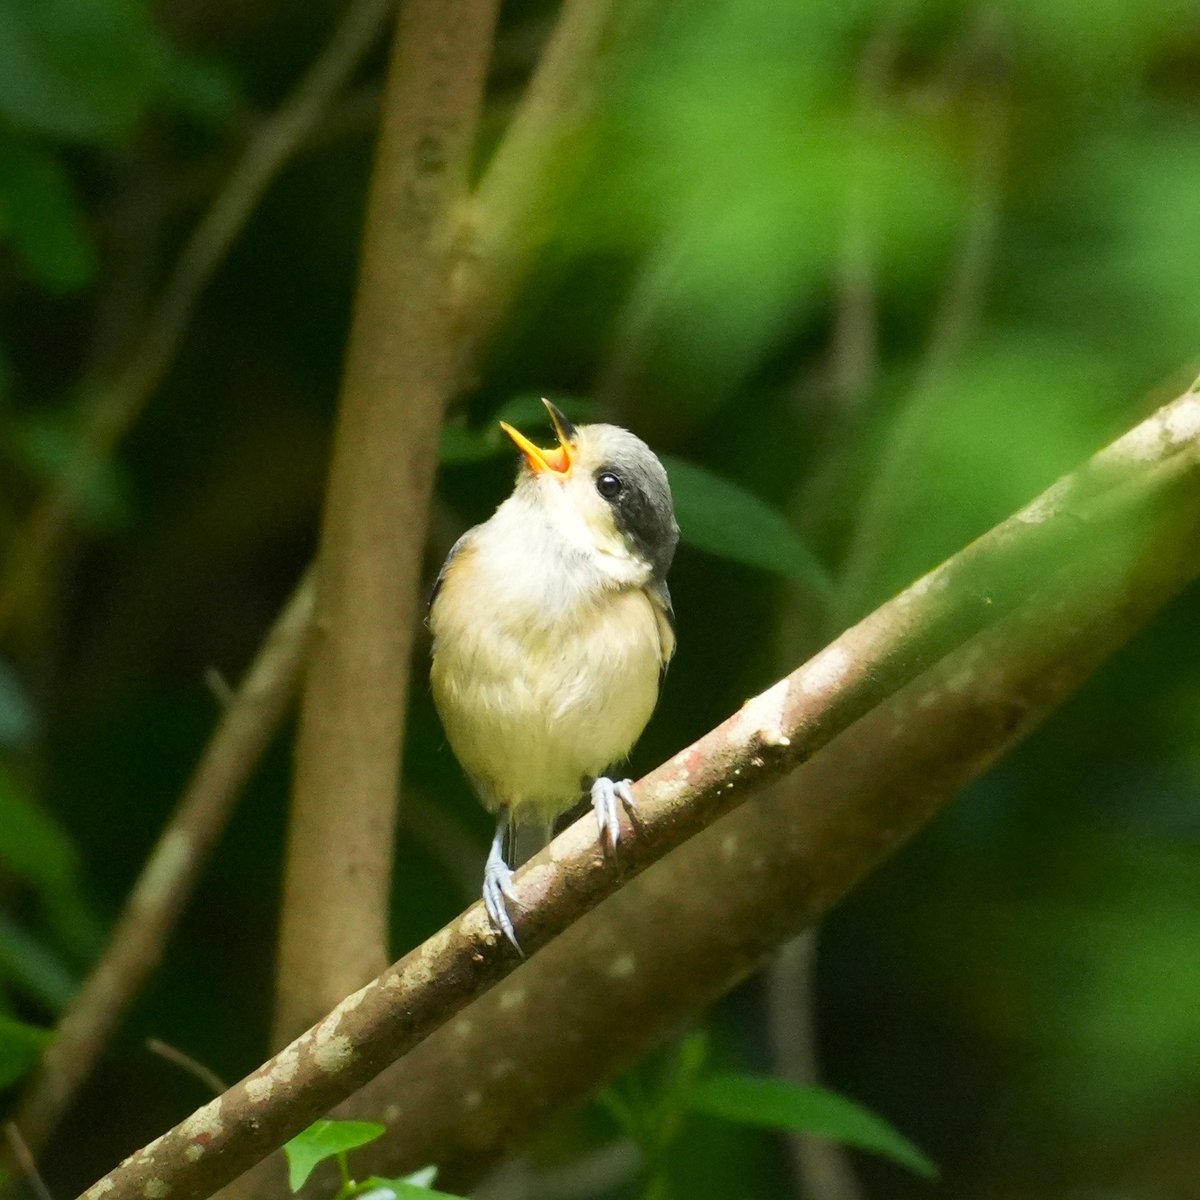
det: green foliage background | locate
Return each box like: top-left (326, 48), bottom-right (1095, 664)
top-left (1, 0), bottom-right (1199, 1196)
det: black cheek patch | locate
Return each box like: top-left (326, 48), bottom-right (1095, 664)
top-left (607, 466), bottom-right (678, 579)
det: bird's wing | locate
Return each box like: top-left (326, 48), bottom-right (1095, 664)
top-left (645, 577), bottom-right (676, 683)
top-left (428, 530), bottom-right (475, 612)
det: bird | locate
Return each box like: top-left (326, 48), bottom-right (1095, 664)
top-left (429, 399), bottom-right (678, 949)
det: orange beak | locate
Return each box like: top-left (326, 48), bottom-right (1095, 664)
top-left (500, 399), bottom-right (577, 475)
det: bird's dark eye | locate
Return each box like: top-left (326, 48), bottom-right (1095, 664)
top-left (595, 471), bottom-right (623, 500)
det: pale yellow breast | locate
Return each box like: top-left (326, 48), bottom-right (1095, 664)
top-left (430, 550), bottom-right (666, 821)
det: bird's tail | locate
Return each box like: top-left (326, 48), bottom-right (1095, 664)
top-left (506, 815), bottom-right (555, 868)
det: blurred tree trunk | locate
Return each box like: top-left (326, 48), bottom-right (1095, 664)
top-left (273, 0), bottom-right (501, 1045)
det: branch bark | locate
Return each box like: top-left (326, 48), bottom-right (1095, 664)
top-left (5, 575), bottom-right (314, 1163)
top-left (75, 384), bottom-right (1200, 1200)
top-left (273, 0), bottom-right (501, 1045)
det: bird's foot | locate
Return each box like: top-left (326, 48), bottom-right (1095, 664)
top-left (483, 857), bottom-right (522, 953)
top-left (591, 776), bottom-right (636, 853)
top-left (483, 824), bottom-right (522, 953)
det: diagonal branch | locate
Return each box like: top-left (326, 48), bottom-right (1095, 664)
top-left (457, 0), bottom-right (649, 360)
top-left (347, 416), bottom-right (1200, 1190)
top-left (76, 383), bottom-right (1200, 1200)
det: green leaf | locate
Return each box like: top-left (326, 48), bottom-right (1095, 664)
top-left (0, 767), bottom-right (98, 961)
top-left (284, 1120), bottom-right (386, 1191)
top-left (0, 766), bottom-right (79, 905)
top-left (0, 140), bottom-right (95, 290)
top-left (357, 1167), bottom-right (465, 1199)
top-left (657, 1029), bottom-right (711, 1123)
top-left (0, 914), bottom-right (77, 1011)
top-left (595, 1081), bottom-right (641, 1140)
top-left (0, 659), bottom-right (37, 747)
top-left (394, 1167), bottom-right (438, 1189)
top-left (438, 419), bottom-right (505, 467)
top-left (0, 1012), bottom-right (50, 1090)
top-left (599, 1030), bottom-right (713, 1157)
top-left (12, 409), bottom-right (132, 528)
top-left (671, 1030), bottom-right (711, 1090)
top-left (0, 0), bottom-right (166, 143)
top-left (157, 47), bottom-right (239, 126)
top-left (660, 456), bottom-right (832, 596)
top-left (353, 1185), bottom-right (463, 1200)
top-left (689, 1074), bottom-right (937, 1179)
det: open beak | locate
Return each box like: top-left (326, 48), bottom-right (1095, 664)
top-left (500, 399), bottom-right (577, 475)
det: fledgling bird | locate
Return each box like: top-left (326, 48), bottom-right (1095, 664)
top-left (429, 400), bottom-right (678, 948)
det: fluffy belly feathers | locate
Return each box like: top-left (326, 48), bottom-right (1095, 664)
top-left (431, 585), bottom-right (663, 819)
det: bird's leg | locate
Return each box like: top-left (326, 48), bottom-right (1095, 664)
top-left (590, 777), bottom-right (637, 853)
top-left (483, 812), bottom-right (521, 952)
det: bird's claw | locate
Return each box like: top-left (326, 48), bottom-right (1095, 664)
top-left (482, 820), bottom-right (525, 950)
top-left (483, 849), bottom-right (522, 954)
top-left (591, 776), bottom-right (636, 853)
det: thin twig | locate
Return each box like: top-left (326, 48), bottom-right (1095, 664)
top-left (73, 385), bottom-right (1200, 1200)
top-left (0, 0), bottom-right (396, 637)
top-left (791, 8), bottom-right (906, 569)
top-left (766, 934), bottom-right (865, 1200)
top-left (147, 1040), bottom-right (229, 1098)
top-left (203, 668), bottom-right (236, 710)
top-left (826, 9), bottom-right (907, 414)
top-left (917, 68), bottom-right (1008, 382)
top-left (3, 1125), bottom-right (53, 1200)
top-left (769, 23), bottom-right (905, 1198)
top-left (456, 0), bottom-right (648, 361)
top-left (836, 14), bottom-right (1010, 620)
top-left (9, 572), bottom-right (315, 1158)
